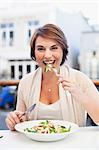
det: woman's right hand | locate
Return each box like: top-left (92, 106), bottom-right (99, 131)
top-left (5, 110), bottom-right (26, 131)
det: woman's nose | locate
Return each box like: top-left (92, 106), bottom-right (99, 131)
top-left (44, 49), bottom-right (52, 58)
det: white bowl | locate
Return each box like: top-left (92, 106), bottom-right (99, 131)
top-left (15, 120), bottom-right (79, 142)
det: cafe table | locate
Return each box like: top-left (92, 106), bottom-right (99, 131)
top-left (0, 126), bottom-right (99, 150)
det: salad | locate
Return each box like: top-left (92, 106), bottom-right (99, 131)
top-left (45, 64), bottom-right (53, 72)
top-left (44, 64), bottom-right (58, 75)
top-left (24, 120), bottom-right (71, 134)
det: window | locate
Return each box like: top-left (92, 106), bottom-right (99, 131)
top-left (11, 65), bottom-right (15, 79)
top-left (27, 29), bottom-right (31, 43)
top-left (19, 65), bottom-right (23, 79)
top-left (1, 24), bottom-right (6, 28)
top-left (28, 29), bottom-right (31, 38)
top-left (27, 65), bottom-right (31, 73)
top-left (9, 31), bottom-right (14, 46)
top-left (2, 31), bottom-right (6, 47)
top-left (0, 23), bottom-right (14, 47)
top-left (27, 20), bottom-right (39, 44)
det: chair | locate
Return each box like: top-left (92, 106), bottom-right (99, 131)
top-left (86, 113), bottom-right (97, 126)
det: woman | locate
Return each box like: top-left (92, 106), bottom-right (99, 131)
top-left (6, 23), bottom-right (99, 130)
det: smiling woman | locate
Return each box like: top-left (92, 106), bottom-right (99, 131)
top-left (6, 23), bottom-right (99, 131)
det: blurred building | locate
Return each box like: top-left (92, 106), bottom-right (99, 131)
top-left (0, 4), bottom-right (94, 80)
top-left (79, 31), bottom-right (99, 79)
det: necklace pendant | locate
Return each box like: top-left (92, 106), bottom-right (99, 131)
top-left (48, 89), bottom-right (51, 92)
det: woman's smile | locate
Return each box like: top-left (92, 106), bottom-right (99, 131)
top-left (43, 60), bottom-right (56, 66)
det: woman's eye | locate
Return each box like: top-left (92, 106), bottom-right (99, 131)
top-left (37, 47), bottom-right (45, 51)
top-left (51, 47), bottom-right (58, 50)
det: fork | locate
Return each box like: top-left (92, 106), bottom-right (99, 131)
top-left (19, 103), bottom-right (36, 120)
top-left (53, 68), bottom-right (59, 76)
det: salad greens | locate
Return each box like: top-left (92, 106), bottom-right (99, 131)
top-left (45, 64), bottom-right (53, 72)
top-left (24, 120), bottom-right (71, 134)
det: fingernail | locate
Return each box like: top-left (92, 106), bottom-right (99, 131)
top-left (58, 79), bottom-right (62, 82)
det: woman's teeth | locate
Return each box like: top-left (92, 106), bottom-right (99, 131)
top-left (43, 60), bottom-right (55, 65)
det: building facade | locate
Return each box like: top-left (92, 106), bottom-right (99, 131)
top-left (79, 31), bottom-right (99, 79)
top-left (0, 4), bottom-right (93, 80)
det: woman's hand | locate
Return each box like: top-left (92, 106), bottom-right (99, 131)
top-left (58, 75), bottom-right (87, 103)
top-left (5, 110), bottom-right (27, 131)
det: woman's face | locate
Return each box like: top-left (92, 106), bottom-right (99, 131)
top-left (35, 36), bottom-right (63, 70)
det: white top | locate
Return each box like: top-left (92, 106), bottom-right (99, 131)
top-left (17, 64), bottom-right (99, 126)
top-left (37, 100), bottom-right (63, 120)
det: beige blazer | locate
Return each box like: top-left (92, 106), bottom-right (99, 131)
top-left (16, 64), bottom-right (99, 126)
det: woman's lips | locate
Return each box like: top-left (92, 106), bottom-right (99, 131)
top-left (43, 60), bottom-right (55, 65)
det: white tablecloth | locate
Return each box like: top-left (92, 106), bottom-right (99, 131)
top-left (0, 127), bottom-right (99, 150)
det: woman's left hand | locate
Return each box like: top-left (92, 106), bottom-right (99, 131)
top-left (58, 76), bottom-right (87, 103)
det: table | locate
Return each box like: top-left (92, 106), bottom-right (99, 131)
top-left (0, 127), bottom-right (99, 150)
